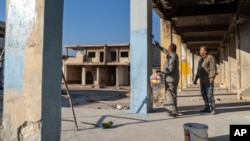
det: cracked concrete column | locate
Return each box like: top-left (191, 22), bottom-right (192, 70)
top-left (130, 0), bottom-right (153, 113)
top-left (96, 67), bottom-right (100, 86)
top-left (181, 43), bottom-right (187, 88)
top-left (82, 67), bottom-right (86, 85)
top-left (186, 48), bottom-right (192, 86)
top-left (224, 44), bottom-right (230, 90)
top-left (116, 66), bottom-right (119, 88)
top-left (1, 0), bottom-right (63, 141)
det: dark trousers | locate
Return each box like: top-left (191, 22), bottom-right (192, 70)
top-left (164, 82), bottom-right (178, 112)
top-left (200, 82), bottom-right (216, 110)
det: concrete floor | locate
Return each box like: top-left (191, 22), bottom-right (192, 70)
top-left (60, 86), bottom-right (250, 141)
top-left (1, 86), bottom-right (250, 141)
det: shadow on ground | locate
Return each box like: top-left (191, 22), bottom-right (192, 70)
top-left (61, 89), bottom-right (130, 108)
top-left (208, 135), bottom-right (229, 141)
top-left (178, 101), bottom-right (250, 115)
top-left (151, 100), bottom-right (250, 116)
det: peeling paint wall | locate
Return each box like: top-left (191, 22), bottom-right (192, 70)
top-left (130, 0), bottom-right (153, 113)
top-left (2, 1), bottom-right (42, 140)
top-left (239, 15), bottom-right (250, 94)
top-left (229, 34), bottom-right (238, 92)
top-left (2, 0), bottom-right (63, 140)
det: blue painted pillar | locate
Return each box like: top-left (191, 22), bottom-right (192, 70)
top-left (1, 0), bottom-right (63, 141)
top-left (130, 0), bottom-right (153, 113)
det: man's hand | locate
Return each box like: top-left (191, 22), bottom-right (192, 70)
top-left (193, 80), bottom-right (197, 85)
top-left (154, 40), bottom-right (159, 46)
top-left (193, 75), bottom-right (199, 85)
top-left (209, 77), bottom-right (214, 84)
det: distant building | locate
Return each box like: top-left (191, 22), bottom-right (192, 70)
top-left (63, 44), bottom-right (130, 88)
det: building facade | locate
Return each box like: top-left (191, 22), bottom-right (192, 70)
top-left (63, 44), bottom-right (130, 88)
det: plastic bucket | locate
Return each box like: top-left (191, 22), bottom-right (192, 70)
top-left (150, 73), bottom-right (163, 92)
top-left (183, 123), bottom-right (208, 141)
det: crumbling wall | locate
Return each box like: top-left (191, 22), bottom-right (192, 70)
top-left (239, 86), bottom-right (250, 100)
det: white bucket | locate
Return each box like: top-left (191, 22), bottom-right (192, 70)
top-left (183, 123), bottom-right (208, 141)
top-left (150, 73), bottom-right (163, 92)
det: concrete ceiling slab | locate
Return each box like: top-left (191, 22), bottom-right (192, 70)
top-left (152, 0), bottom-right (249, 54)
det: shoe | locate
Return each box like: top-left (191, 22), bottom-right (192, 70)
top-left (211, 110), bottom-right (216, 115)
top-left (200, 108), bottom-right (211, 113)
top-left (165, 109), bottom-right (172, 114)
top-left (169, 111), bottom-right (178, 117)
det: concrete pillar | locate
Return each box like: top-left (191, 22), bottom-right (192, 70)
top-left (186, 48), bottom-right (192, 86)
top-left (173, 34), bottom-right (182, 91)
top-left (117, 48), bottom-right (120, 62)
top-left (236, 24), bottom-right (241, 95)
top-left (83, 49), bottom-right (88, 62)
top-left (96, 67), bottom-right (100, 85)
top-left (82, 67), bottom-right (86, 85)
top-left (104, 45), bottom-right (107, 64)
top-left (229, 33), bottom-right (238, 92)
top-left (219, 47), bottom-right (225, 88)
top-left (181, 43), bottom-right (187, 88)
top-left (1, 0), bottom-right (63, 141)
top-left (238, 15), bottom-right (250, 94)
top-left (116, 66), bottom-right (119, 88)
top-left (130, 0), bottom-right (153, 113)
top-left (224, 45), bottom-right (230, 90)
top-left (160, 19), bottom-right (171, 98)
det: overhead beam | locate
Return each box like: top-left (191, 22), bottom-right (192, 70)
top-left (190, 47), bottom-right (219, 50)
top-left (187, 40), bottom-right (222, 44)
top-left (176, 25), bottom-right (228, 33)
top-left (187, 41), bottom-right (220, 47)
top-left (164, 1), bottom-right (238, 18)
top-left (152, 0), bottom-right (169, 19)
top-left (191, 50), bottom-right (219, 55)
top-left (190, 48), bottom-right (219, 54)
top-left (237, 0), bottom-right (250, 15)
top-left (159, 0), bottom-right (168, 9)
top-left (183, 36), bottom-right (224, 42)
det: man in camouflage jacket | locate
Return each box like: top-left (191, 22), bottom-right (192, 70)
top-left (194, 46), bottom-right (217, 114)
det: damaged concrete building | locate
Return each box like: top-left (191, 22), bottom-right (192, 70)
top-left (63, 44), bottom-right (130, 88)
top-left (1, 0), bottom-right (250, 140)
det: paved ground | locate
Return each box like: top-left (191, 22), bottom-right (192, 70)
top-left (1, 86), bottom-right (250, 141)
top-left (60, 85), bottom-right (250, 141)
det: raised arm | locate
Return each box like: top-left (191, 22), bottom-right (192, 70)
top-left (154, 41), bottom-right (168, 55)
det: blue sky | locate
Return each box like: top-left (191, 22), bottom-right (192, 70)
top-left (0, 0), bottom-right (160, 54)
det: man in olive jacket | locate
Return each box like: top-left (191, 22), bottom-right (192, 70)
top-left (194, 46), bottom-right (217, 114)
top-left (155, 43), bottom-right (179, 117)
